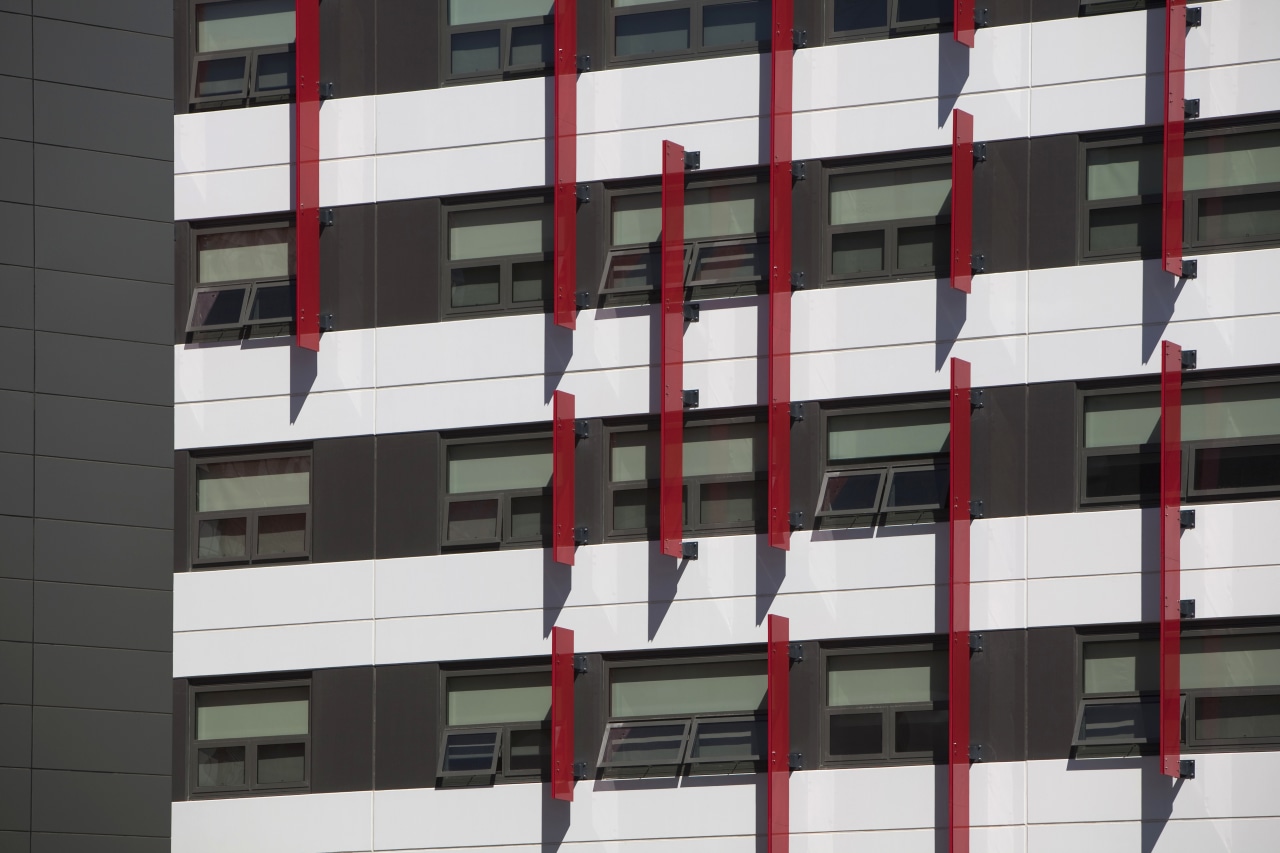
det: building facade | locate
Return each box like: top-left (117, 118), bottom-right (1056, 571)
top-left (168, 1), bottom-right (1280, 852)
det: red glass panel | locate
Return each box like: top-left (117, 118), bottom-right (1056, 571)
top-left (950, 109), bottom-right (974, 294)
top-left (948, 357), bottom-right (972, 853)
top-left (768, 0), bottom-right (795, 551)
top-left (1163, 0), bottom-right (1188, 277)
top-left (767, 614), bottom-right (790, 853)
top-left (294, 0), bottom-right (320, 351)
top-left (551, 626), bottom-right (575, 801)
top-left (553, 0), bottom-right (578, 329)
top-left (553, 390), bottom-right (575, 566)
top-left (660, 141), bottom-right (686, 559)
top-left (1160, 341), bottom-right (1183, 777)
top-left (955, 0), bottom-right (975, 48)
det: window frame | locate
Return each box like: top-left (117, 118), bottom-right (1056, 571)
top-left (189, 0), bottom-right (296, 111)
top-left (1071, 630), bottom-right (1161, 755)
top-left (440, 193), bottom-right (554, 321)
top-left (438, 2), bottom-right (555, 86)
top-left (1181, 623), bottom-right (1280, 752)
top-left (440, 430), bottom-right (555, 552)
top-left (605, 0), bottom-right (772, 70)
top-left (437, 663), bottom-right (553, 786)
top-left (189, 678), bottom-right (311, 798)
top-left (819, 640), bottom-right (949, 768)
top-left (189, 448), bottom-right (312, 569)
top-left (188, 218), bottom-right (296, 341)
top-left (822, 152), bottom-right (953, 288)
top-left (825, 0), bottom-right (954, 45)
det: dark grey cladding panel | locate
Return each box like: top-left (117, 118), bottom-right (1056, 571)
top-left (789, 641), bottom-right (821, 770)
top-left (35, 396), bottom-right (172, 468)
top-left (0, 454), bottom-right (34, 517)
top-left (0, 139), bottom-right (33, 205)
top-left (34, 332), bottom-right (170, 406)
top-left (0, 391), bottom-right (34, 454)
top-left (0, 768), bottom-right (30, 832)
top-left (35, 269), bottom-right (173, 346)
top-left (974, 138), bottom-right (1030, 275)
top-left (0, 831), bottom-right (29, 853)
top-left (0, 202), bottom-right (34, 268)
top-left (320, 0), bottom-right (375, 101)
top-left (32, 645), bottom-right (170, 713)
top-left (376, 432), bottom-right (438, 559)
top-left (0, 516), bottom-right (33, 580)
top-left (375, 0), bottom-right (439, 96)
top-left (0, 579), bottom-right (32, 642)
top-left (30, 770), bottom-right (169, 837)
top-left (1026, 625), bottom-right (1078, 760)
top-left (32, 19), bottom-right (171, 99)
top-left (34, 81), bottom-right (171, 161)
top-left (375, 198), bottom-right (440, 327)
top-left (0, 329), bottom-right (34, 392)
top-left (311, 667), bottom-right (375, 793)
top-left (31, 834), bottom-right (169, 853)
top-left (33, 583), bottom-right (171, 653)
top-left (1028, 133), bottom-right (1080, 270)
top-left (1031, 0), bottom-right (1081, 22)
top-left (0, 704), bottom-right (32, 768)
top-left (34, 208), bottom-right (172, 284)
top-left (172, 451), bottom-right (188, 572)
top-left (0, 74), bottom-right (33, 142)
top-left (36, 519), bottom-right (171, 591)
top-left (373, 663), bottom-right (435, 791)
top-left (0, 643), bottom-right (33, 705)
top-left (970, 628), bottom-right (1027, 762)
top-left (34, 146), bottom-right (171, 223)
top-left (170, 680), bottom-right (187, 802)
top-left (34, 457), bottom-right (172, 530)
top-left (0, 13), bottom-right (31, 80)
top-left (0, 1), bottom-right (30, 15)
top-left (972, 384), bottom-right (1028, 519)
top-left (988, 0), bottom-right (1032, 26)
top-left (32, 707), bottom-right (169, 776)
top-left (0, 266), bottom-right (34, 330)
top-left (1027, 381), bottom-right (1078, 516)
top-left (319, 204), bottom-right (376, 332)
top-left (33, 0), bottom-right (173, 36)
top-left (312, 436), bottom-right (376, 564)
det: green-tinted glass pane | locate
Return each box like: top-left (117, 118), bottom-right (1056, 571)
top-left (1194, 694), bottom-right (1280, 741)
top-left (611, 184), bottom-right (765, 247)
top-left (1083, 392), bottom-right (1160, 449)
top-left (1182, 634), bottom-right (1280, 690)
top-left (1086, 143), bottom-right (1162, 201)
top-left (197, 746), bottom-right (245, 787)
top-left (615, 8), bottom-right (690, 56)
top-left (197, 0), bottom-right (295, 52)
top-left (1197, 192), bottom-right (1280, 243)
top-left (512, 259), bottom-right (552, 303)
top-left (450, 0), bottom-right (554, 25)
top-left (447, 439), bottom-right (552, 494)
top-left (828, 408), bottom-right (948, 462)
top-left (257, 513), bottom-right (306, 555)
top-left (611, 660), bottom-right (767, 717)
top-left (194, 56), bottom-right (247, 98)
top-left (198, 517), bottom-right (247, 559)
top-left (451, 266), bottom-right (501, 308)
top-left (702, 1), bottom-right (769, 48)
top-left (827, 651), bottom-right (945, 707)
top-left (611, 431), bottom-right (658, 482)
top-left (510, 494), bottom-right (550, 539)
top-left (1083, 640), bottom-right (1158, 695)
top-left (897, 223), bottom-right (947, 271)
top-left (699, 480), bottom-right (759, 525)
top-left (446, 671), bottom-right (551, 726)
top-left (684, 422), bottom-right (763, 477)
top-left (829, 712), bottom-right (881, 755)
top-left (255, 50), bottom-right (293, 94)
top-left (257, 742), bottom-right (305, 784)
top-left (832, 230), bottom-right (885, 275)
top-left (196, 687), bottom-right (309, 740)
top-left (830, 164), bottom-right (951, 226)
top-left (1184, 130), bottom-right (1280, 192)
top-left (449, 205), bottom-right (551, 261)
top-left (198, 227), bottom-right (294, 283)
top-left (1183, 383), bottom-right (1280, 442)
top-left (612, 487), bottom-right (654, 531)
top-left (447, 499), bottom-right (499, 541)
top-left (688, 717), bottom-right (764, 761)
top-left (510, 23), bottom-right (554, 66)
top-left (1088, 204), bottom-right (1161, 253)
top-left (452, 29), bottom-right (501, 75)
top-left (197, 456), bottom-right (310, 512)
top-left (507, 728), bottom-right (550, 772)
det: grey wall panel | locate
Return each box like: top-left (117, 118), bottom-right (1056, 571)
top-left (35, 519), bottom-right (170, 591)
top-left (1028, 133), bottom-right (1080, 270)
top-left (975, 138), bottom-right (1030, 275)
top-left (375, 0), bottom-right (439, 96)
top-left (172, 0), bottom-right (188, 114)
top-left (376, 432), bottom-right (438, 559)
top-left (0, 75), bottom-right (33, 143)
top-left (1027, 381), bottom-right (1078, 516)
top-left (172, 221), bottom-right (190, 343)
top-left (312, 436), bottom-right (376, 564)
top-left (0, 704), bottom-right (32, 768)
top-left (0, 454), bottom-right (34, 517)
top-left (1026, 626), bottom-right (1078, 760)
top-left (320, 204), bottom-right (376, 333)
top-left (34, 207), bottom-right (172, 284)
top-left (574, 654), bottom-right (603, 777)
top-left (0, 391), bottom-right (33, 454)
top-left (31, 707), bottom-right (169, 776)
top-left (789, 640), bottom-right (821, 771)
top-left (373, 663), bottom-right (435, 791)
top-left (973, 384), bottom-right (1028, 520)
top-left (0, 579), bottom-right (32, 642)
top-left (0, 202), bottom-right (34, 267)
top-left (375, 198), bottom-right (439, 327)
top-left (0, 140), bottom-right (32, 205)
top-left (33, 0), bottom-right (172, 36)
top-left (33, 147), bottom-right (170, 223)
top-left (0, 13), bottom-right (31, 79)
top-left (32, 19), bottom-right (170, 99)
top-left (172, 451), bottom-right (188, 571)
top-left (989, 0), bottom-right (1032, 27)
top-left (34, 457), bottom-right (172, 529)
top-left (1031, 0), bottom-right (1080, 22)
top-left (970, 628), bottom-right (1027, 763)
top-left (35, 270), bottom-right (172, 346)
top-left (321, 0), bottom-right (375, 101)
top-left (34, 333), bottom-right (169, 406)
top-left (0, 266), bottom-right (33, 330)
top-left (0, 516), bottom-right (33, 581)
top-left (33, 82), bottom-right (170, 161)
top-left (0, 642), bottom-right (33, 705)
top-left (33, 583), bottom-right (171, 653)
top-left (0, 832), bottom-right (28, 853)
top-left (0, 329), bottom-right (34, 391)
top-left (576, 183), bottom-right (605, 305)
top-left (311, 666), bottom-right (375, 794)
top-left (32, 645), bottom-right (170, 714)
top-left (30, 834), bottom-right (169, 853)
top-left (789, 400), bottom-right (818, 529)
top-left (35, 396), bottom-right (171, 468)
top-left (0, 768), bottom-right (30, 832)
top-left (30, 770), bottom-right (169, 837)
top-left (171, 680), bottom-right (187, 802)
top-left (0, 1), bottom-right (30, 15)
top-left (575, 418), bottom-right (605, 546)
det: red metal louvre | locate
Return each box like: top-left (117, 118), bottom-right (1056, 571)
top-left (1159, 341), bottom-right (1183, 777)
top-left (1162, 0), bottom-right (1188, 277)
top-left (767, 0), bottom-right (795, 552)
top-left (950, 109), bottom-right (974, 294)
top-left (551, 626), bottom-right (575, 801)
top-left (767, 614), bottom-right (790, 853)
top-left (552, 390), bottom-right (576, 566)
top-left (294, 0), bottom-right (321, 351)
top-left (954, 0), bottom-right (976, 47)
top-left (948, 357), bottom-right (972, 853)
top-left (553, 0), bottom-right (579, 329)
top-left (660, 141), bottom-right (686, 559)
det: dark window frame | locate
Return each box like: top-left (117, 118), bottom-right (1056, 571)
top-left (819, 639), bottom-right (949, 768)
top-left (189, 0), bottom-right (296, 111)
top-left (825, 0), bottom-right (954, 45)
top-left (189, 678), bottom-right (311, 798)
top-left (605, 0), bottom-right (772, 70)
top-left (440, 193), bottom-right (554, 321)
top-left (436, 663), bottom-right (553, 786)
top-left (438, 2), bottom-right (554, 86)
top-left (189, 448), bottom-right (312, 569)
top-left (821, 151), bottom-right (953, 288)
top-left (440, 430), bottom-right (554, 552)
top-left (1071, 629), bottom-right (1161, 756)
top-left (188, 218), bottom-right (296, 342)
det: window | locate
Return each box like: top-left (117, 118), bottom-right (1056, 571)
top-left (438, 668), bottom-right (552, 786)
top-left (598, 657), bottom-right (767, 777)
top-left (1081, 125), bottom-right (1280, 261)
top-left (823, 644), bottom-right (947, 765)
top-left (609, 0), bottom-right (770, 65)
top-left (191, 0), bottom-right (295, 110)
top-left (191, 681), bottom-right (310, 795)
top-left (827, 0), bottom-right (953, 43)
top-left (443, 435), bottom-right (552, 550)
top-left (443, 197), bottom-right (553, 318)
top-left (605, 416), bottom-right (766, 540)
top-left (443, 0), bottom-right (554, 82)
top-left (825, 156), bottom-right (952, 286)
top-left (1072, 635), bottom-right (1159, 755)
top-left (1079, 377), bottom-right (1280, 507)
top-left (188, 221), bottom-right (295, 341)
top-left (192, 451), bottom-right (310, 567)
top-left (815, 403), bottom-right (949, 529)
top-left (599, 175), bottom-right (769, 307)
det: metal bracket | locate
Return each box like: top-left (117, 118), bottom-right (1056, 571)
top-left (1181, 258), bottom-right (1198, 279)
top-left (791, 29), bottom-right (807, 49)
top-left (971, 253), bottom-right (987, 275)
top-left (969, 633), bottom-right (984, 653)
top-left (319, 81), bottom-right (335, 100)
top-left (973, 142), bottom-right (988, 163)
top-left (1182, 349), bottom-right (1197, 370)
top-left (788, 643), bottom-right (804, 663)
top-left (575, 54), bottom-right (591, 72)
top-left (575, 290), bottom-right (591, 310)
top-left (684, 151), bottom-right (701, 171)
top-left (970, 388), bottom-right (985, 409)
top-left (969, 744), bottom-right (985, 763)
top-left (572, 761), bottom-right (589, 779)
top-left (683, 389), bottom-right (699, 409)
top-left (1180, 598), bottom-right (1196, 620)
top-left (789, 510), bottom-right (805, 530)
top-left (319, 208), bottom-right (335, 228)
top-left (790, 271), bottom-right (806, 290)
top-left (1184, 98), bottom-right (1200, 120)
top-left (975, 8), bottom-right (990, 28)
top-left (681, 541), bottom-right (699, 560)
top-left (970, 499), bottom-right (985, 519)
top-left (683, 302), bottom-right (701, 323)
top-left (1186, 6), bottom-right (1202, 27)
top-left (791, 161), bottom-right (807, 181)
top-left (318, 313), bottom-right (335, 333)
top-left (788, 752), bottom-right (804, 771)
top-left (1179, 759), bottom-right (1196, 779)
top-left (789, 402), bottom-right (805, 421)
top-left (575, 184), bottom-right (591, 203)
top-left (573, 654), bottom-right (589, 674)
top-left (574, 419), bottom-right (590, 440)
top-left (573, 526), bottom-right (590, 546)
top-left (1180, 509), bottom-right (1196, 530)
